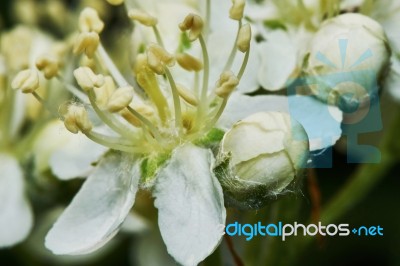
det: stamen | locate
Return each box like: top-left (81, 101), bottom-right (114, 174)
top-left (176, 53), bottom-right (203, 72)
top-left (73, 32), bottom-right (100, 58)
top-left (198, 34), bottom-right (210, 108)
top-left (179, 14), bottom-right (204, 41)
top-left (79, 7), bottom-right (104, 33)
top-left (64, 105), bottom-right (93, 134)
top-left (128, 9), bottom-right (158, 27)
top-left (85, 131), bottom-right (141, 153)
top-left (223, 20), bottom-right (242, 71)
top-left (135, 54), bottom-right (169, 123)
top-left (164, 67), bottom-right (183, 134)
top-left (11, 69), bottom-right (39, 93)
top-left (176, 84), bottom-right (198, 106)
top-left (96, 44), bottom-right (129, 87)
top-left (146, 43), bottom-right (175, 75)
top-left (215, 71), bottom-right (239, 98)
top-left (106, 86), bottom-right (134, 112)
top-left (237, 24), bottom-right (251, 53)
top-left (237, 47), bottom-right (250, 80)
top-left (127, 106), bottom-right (163, 143)
top-left (74, 66), bottom-right (105, 91)
top-left (36, 55), bottom-right (59, 79)
top-left (87, 89), bottom-right (137, 140)
top-left (229, 0), bottom-right (246, 21)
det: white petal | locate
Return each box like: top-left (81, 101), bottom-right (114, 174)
top-left (386, 57), bottom-right (400, 101)
top-left (153, 144), bottom-right (226, 266)
top-left (45, 151), bottom-right (140, 255)
top-left (218, 92), bottom-right (289, 129)
top-left (48, 124), bottom-right (107, 180)
top-left (0, 153), bottom-right (33, 247)
top-left (257, 30), bottom-right (297, 91)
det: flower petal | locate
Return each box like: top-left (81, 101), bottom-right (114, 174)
top-left (46, 122), bottom-right (107, 180)
top-left (153, 144), bottom-right (226, 266)
top-left (0, 153), bottom-right (33, 247)
top-left (257, 30), bottom-right (297, 91)
top-left (45, 151), bottom-right (140, 255)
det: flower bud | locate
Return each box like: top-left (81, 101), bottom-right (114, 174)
top-left (179, 14), bottom-right (204, 41)
top-left (11, 69), bottom-right (40, 93)
top-left (305, 13), bottom-right (391, 112)
top-left (215, 112), bottom-right (309, 210)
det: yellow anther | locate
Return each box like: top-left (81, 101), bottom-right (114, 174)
top-left (229, 0), bottom-right (246, 21)
top-left (36, 55), bottom-right (59, 79)
top-left (64, 105), bottom-right (93, 134)
top-left (94, 76), bottom-right (116, 108)
top-left (146, 44), bottom-right (175, 75)
top-left (179, 14), bottom-right (204, 41)
top-left (106, 86), bottom-right (134, 112)
top-left (11, 69), bottom-right (40, 94)
top-left (215, 71), bottom-right (239, 98)
top-left (176, 84), bottom-right (198, 106)
top-left (79, 7), bottom-right (104, 33)
top-left (176, 53), bottom-right (203, 72)
top-left (128, 9), bottom-right (158, 27)
top-left (73, 32), bottom-right (100, 58)
top-left (237, 24), bottom-right (251, 52)
top-left (74, 67), bottom-right (105, 91)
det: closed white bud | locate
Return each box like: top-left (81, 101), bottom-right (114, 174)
top-left (107, 86), bottom-right (134, 112)
top-left (11, 69), bottom-right (40, 93)
top-left (146, 44), bottom-right (175, 75)
top-left (237, 24), bottom-right (251, 53)
top-left (179, 14), bottom-right (204, 41)
top-left (215, 71), bottom-right (239, 98)
top-left (74, 67), bottom-right (105, 91)
top-left (73, 32), bottom-right (100, 58)
top-left (215, 112), bottom-right (309, 209)
top-left (229, 0), bottom-right (245, 20)
top-left (79, 8), bottom-right (104, 33)
top-left (128, 9), bottom-right (158, 27)
top-left (64, 105), bottom-right (93, 134)
top-left (176, 53), bottom-right (203, 72)
top-left (305, 13), bottom-right (391, 112)
top-left (36, 55), bottom-right (59, 79)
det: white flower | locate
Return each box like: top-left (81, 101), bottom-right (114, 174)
top-left (216, 112), bottom-right (309, 209)
top-left (25, 2), bottom-right (344, 265)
